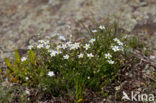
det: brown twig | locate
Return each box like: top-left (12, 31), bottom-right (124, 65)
top-left (132, 51), bottom-right (156, 67)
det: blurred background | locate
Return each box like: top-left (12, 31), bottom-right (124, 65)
top-left (0, 0), bottom-right (156, 61)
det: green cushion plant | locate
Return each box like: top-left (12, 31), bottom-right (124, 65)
top-left (5, 25), bottom-right (131, 101)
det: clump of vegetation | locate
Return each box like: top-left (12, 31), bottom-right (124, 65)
top-left (0, 71), bottom-right (29, 103)
top-left (4, 24), bottom-right (137, 102)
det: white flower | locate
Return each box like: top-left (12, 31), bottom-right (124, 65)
top-left (111, 46), bottom-right (120, 52)
top-left (37, 44), bottom-right (44, 49)
top-left (66, 41), bottom-right (72, 47)
top-left (117, 41), bottom-right (123, 46)
top-left (107, 60), bottom-right (114, 64)
top-left (27, 45), bottom-right (33, 49)
top-left (62, 44), bottom-right (67, 49)
top-left (63, 54), bottom-right (69, 59)
top-left (99, 25), bottom-right (105, 30)
top-left (25, 90), bottom-right (30, 95)
top-left (21, 57), bottom-right (27, 62)
top-left (74, 43), bottom-right (80, 49)
top-left (50, 51), bottom-right (57, 57)
top-left (68, 42), bottom-right (80, 50)
top-left (113, 38), bottom-right (123, 46)
top-left (70, 44), bottom-right (77, 50)
top-left (59, 36), bottom-right (66, 41)
top-left (78, 53), bottom-right (84, 58)
top-left (38, 40), bottom-right (49, 45)
top-left (25, 77), bottom-right (29, 80)
top-left (56, 50), bottom-right (62, 54)
top-left (45, 45), bottom-right (50, 49)
top-left (113, 38), bottom-right (119, 42)
top-left (89, 38), bottom-right (96, 44)
top-left (38, 40), bottom-right (45, 43)
top-left (44, 40), bottom-right (50, 45)
top-left (87, 76), bottom-right (90, 79)
top-left (84, 44), bottom-right (90, 50)
top-left (87, 53), bottom-right (94, 58)
top-left (92, 30), bottom-right (97, 33)
top-left (56, 45), bottom-right (62, 50)
top-left (115, 86), bottom-right (121, 91)
top-left (48, 71), bottom-right (55, 77)
top-left (104, 53), bottom-right (112, 59)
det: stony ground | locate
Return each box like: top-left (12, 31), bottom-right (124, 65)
top-left (0, 0), bottom-right (156, 102)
